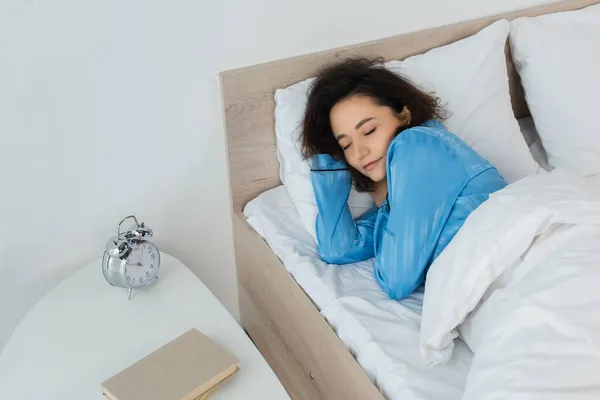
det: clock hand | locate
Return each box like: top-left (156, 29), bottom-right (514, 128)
top-left (138, 244), bottom-right (144, 266)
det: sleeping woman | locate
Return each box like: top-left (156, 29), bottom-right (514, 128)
top-left (301, 57), bottom-right (507, 301)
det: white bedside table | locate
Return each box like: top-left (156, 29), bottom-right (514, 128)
top-left (0, 253), bottom-right (291, 399)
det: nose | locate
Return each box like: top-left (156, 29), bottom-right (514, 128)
top-left (353, 140), bottom-right (369, 160)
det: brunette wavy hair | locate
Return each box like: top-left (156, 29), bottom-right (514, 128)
top-left (301, 57), bottom-right (445, 192)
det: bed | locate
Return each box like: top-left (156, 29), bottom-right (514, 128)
top-left (219, 1), bottom-right (600, 399)
top-left (238, 117), bottom-right (549, 400)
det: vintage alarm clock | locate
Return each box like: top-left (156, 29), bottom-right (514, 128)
top-left (102, 215), bottom-right (160, 299)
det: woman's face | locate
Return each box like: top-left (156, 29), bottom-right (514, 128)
top-left (330, 95), bottom-right (409, 183)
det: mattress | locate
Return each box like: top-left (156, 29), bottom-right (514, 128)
top-left (243, 117), bottom-right (551, 399)
top-left (244, 187), bottom-right (473, 400)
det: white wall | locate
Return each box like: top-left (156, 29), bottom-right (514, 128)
top-left (0, 0), bottom-right (557, 351)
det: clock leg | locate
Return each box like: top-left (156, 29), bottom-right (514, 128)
top-left (128, 288), bottom-right (132, 300)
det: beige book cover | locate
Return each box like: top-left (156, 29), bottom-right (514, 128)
top-left (101, 328), bottom-right (239, 400)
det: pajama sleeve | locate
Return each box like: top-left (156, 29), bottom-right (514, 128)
top-left (311, 154), bottom-right (378, 264)
top-left (373, 129), bottom-right (470, 300)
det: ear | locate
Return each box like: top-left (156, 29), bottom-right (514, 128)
top-left (396, 106), bottom-right (412, 126)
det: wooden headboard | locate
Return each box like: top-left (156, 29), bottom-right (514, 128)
top-left (220, 0), bottom-right (599, 213)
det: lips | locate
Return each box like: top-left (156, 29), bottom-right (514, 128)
top-left (363, 158), bottom-right (382, 172)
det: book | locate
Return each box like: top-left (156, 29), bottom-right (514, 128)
top-left (101, 328), bottom-right (239, 400)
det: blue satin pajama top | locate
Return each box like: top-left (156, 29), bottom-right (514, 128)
top-left (311, 120), bottom-right (507, 300)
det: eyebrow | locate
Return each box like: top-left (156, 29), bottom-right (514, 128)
top-left (335, 117), bottom-right (375, 141)
top-left (355, 117), bottom-right (375, 130)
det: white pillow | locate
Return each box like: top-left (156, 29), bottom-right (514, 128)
top-left (509, 4), bottom-right (600, 175)
top-left (275, 19), bottom-right (539, 240)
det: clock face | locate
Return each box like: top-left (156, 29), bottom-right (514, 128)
top-left (124, 242), bottom-right (159, 288)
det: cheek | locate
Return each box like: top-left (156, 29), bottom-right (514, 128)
top-left (378, 130), bottom-right (396, 156)
top-left (344, 153), bottom-right (362, 170)
top-left (369, 135), bottom-right (391, 157)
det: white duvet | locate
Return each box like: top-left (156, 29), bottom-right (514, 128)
top-left (421, 168), bottom-right (600, 399)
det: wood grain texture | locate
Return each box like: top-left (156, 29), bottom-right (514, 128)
top-left (239, 286), bottom-right (319, 400)
top-left (233, 213), bottom-right (385, 400)
top-left (221, 1), bottom-right (600, 399)
top-left (220, 0), bottom-right (599, 211)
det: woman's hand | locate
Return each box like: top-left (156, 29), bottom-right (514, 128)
top-left (371, 180), bottom-right (388, 207)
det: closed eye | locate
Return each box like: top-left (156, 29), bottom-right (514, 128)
top-left (364, 127), bottom-right (376, 136)
top-left (342, 143), bottom-right (351, 151)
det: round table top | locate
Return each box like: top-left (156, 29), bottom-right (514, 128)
top-left (0, 252), bottom-right (290, 399)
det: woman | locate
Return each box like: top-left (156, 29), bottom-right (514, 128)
top-left (301, 58), bottom-right (507, 300)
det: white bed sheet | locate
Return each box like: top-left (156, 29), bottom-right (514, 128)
top-left (243, 117), bottom-right (550, 399)
top-left (244, 187), bottom-right (473, 400)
